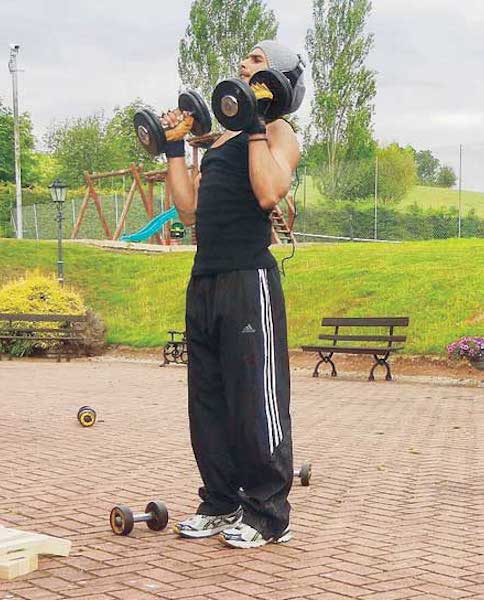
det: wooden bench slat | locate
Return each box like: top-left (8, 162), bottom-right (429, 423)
top-left (302, 346), bottom-right (404, 355)
top-left (321, 317), bottom-right (409, 327)
top-left (318, 334), bottom-right (407, 343)
top-left (0, 314), bottom-right (87, 322)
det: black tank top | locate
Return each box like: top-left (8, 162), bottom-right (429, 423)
top-left (192, 132), bottom-right (277, 276)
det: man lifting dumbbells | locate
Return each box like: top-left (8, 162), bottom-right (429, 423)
top-left (145, 41), bottom-right (305, 549)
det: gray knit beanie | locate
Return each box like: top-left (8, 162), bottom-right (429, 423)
top-left (251, 40), bottom-right (306, 114)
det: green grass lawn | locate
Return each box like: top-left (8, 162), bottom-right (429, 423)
top-left (299, 175), bottom-right (484, 217)
top-left (0, 238), bottom-right (482, 356)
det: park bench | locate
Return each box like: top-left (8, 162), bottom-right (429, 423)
top-left (301, 317), bottom-right (409, 381)
top-left (162, 330), bottom-right (188, 366)
top-left (0, 313), bottom-right (87, 363)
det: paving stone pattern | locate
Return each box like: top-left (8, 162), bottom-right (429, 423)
top-left (0, 361), bottom-right (483, 599)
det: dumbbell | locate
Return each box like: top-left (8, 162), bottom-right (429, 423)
top-left (134, 90), bottom-right (212, 157)
top-left (77, 406), bottom-right (96, 427)
top-left (211, 68), bottom-right (293, 132)
top-left (110, 501), bottom-right (169, 536)
top-left (294, 463), bottom-right (312, 486)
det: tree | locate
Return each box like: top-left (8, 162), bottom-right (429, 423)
top-left (436, 165), bottom-right (457, 188)
top-left (45, 114), bottom-right (111, 187)
top-left (305, 0), bottom-right (376, 197)
top-left (377, 143), bottom-right (416, 203)
top-left (0, 99), bottom-right (37, 185)
top-left (178, 0), bottom-right (278, 104)
top-left (415, 149), bottom-right (440, 185)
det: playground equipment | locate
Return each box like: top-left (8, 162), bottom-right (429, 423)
top-left (71, 135), bottom-right (296, 245)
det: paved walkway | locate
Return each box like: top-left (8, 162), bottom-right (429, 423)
top-left (0, 361), bottom-right (483, 599)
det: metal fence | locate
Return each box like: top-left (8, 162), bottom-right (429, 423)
top-left (6, 144), bottom-right (484, 243)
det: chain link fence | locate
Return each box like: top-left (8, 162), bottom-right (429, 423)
top-left (293, 144), bottom-right (484, 242)
top-left (6, 145), bottom-right (484, 243)
top-left (9, 192), bottom-right (194, 244)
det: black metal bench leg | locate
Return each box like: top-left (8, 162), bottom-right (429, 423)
top-left (369, 354), bottom-right (392, 381)
top-left (312, 358), bottom-right (324, 378)
top-left (313, 353), bottom-right (337, 378)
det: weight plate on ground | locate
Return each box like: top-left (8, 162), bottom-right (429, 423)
top-left (299, 463), bottom-right (312, 486)
top-left (145, 501), bottom-right (169, 531)
top-left (212, 79), bottom-right (256, 131)
top-left (78, 406), bottom-right (96, 427)
top-left (133, 109), bottom-right (166, 156)
top-left (110, 504), bottom-right (134, 535)
top-left (249, 69), bottom-right (293, 122)
top-left (179, 90), bottom-right (212, 137)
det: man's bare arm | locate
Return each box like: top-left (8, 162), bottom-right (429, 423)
top-left (247, 120), bottom-right (300, 212)
top-left (166, 158), bottom-right (198, 226)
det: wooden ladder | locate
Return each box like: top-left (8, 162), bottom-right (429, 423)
top-left (271, 202), bottom-right (296, 245)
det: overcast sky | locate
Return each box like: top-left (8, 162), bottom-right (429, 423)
top-left (1, 0), bottom-right (483, 190)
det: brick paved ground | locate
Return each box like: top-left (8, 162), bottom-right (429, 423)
top-left (0, 360), bottom-right (483, 600)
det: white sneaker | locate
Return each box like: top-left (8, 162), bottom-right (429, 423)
top-left (174, 507), bottom-right (243, 539)
top-left (220, 522), bottom-right (292, 548)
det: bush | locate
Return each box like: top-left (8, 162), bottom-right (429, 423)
top-left (0, 272), bottom-right (105, 357)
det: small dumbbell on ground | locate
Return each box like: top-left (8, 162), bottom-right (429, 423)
top-left (110, 501), bottom-right (169, 536)
top-left (77, 406), bottom-right (96, 427)
top-left (294, 463), bottom-right (312, 486)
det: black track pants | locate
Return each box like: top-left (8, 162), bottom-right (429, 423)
top-left (186, 267), bottom-right (293, 539)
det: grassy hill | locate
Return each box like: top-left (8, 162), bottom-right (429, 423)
top-left (300, 176), bottom-right (484, 217)
top-left (0, 238), bottom-right (482, 356)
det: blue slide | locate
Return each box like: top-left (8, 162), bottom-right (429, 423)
top-left (120, 206), bottom-right (179, 242)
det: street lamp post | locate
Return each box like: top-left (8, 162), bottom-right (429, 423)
top-left (49, 179), bottom-right (67, 287)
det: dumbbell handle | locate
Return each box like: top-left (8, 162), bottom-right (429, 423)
top-left (132, 511), bottom-right (154, 523)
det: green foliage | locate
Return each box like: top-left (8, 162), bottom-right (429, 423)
top-left (0, 99), bottom-right (37, 185)
top-left (30, 152), bottom-right (61, 187)
top-left (305, 0), bottom-right (376, 192)
top-left (45, 114), bottom-right (110, 187)
top-left (436, 165), bottom-right (457, 188)
top-left (0, 239), bottom-right (483, 356)
top-left (178, 0), bottom-right (278, 104)
top-left (377, 144), bottom-right (417, 203)
top-left (298, 200), bottom-right (483, 240)
top-left (415, 149), bottom-right (440, 185)
top-left (0, 271), bottom-right (86, 356)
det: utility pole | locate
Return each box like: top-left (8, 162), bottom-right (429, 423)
top-left (374, 155), bottom-right (379, 240)
top-left (458, 144), bottom-right (463, 238)
top-left (8, 44), bottom-right (23, 239)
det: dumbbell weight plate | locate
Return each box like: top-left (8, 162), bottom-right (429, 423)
top-left (212, 78), bottom-right (256, 132)
top-left (110, 504), bottom-right (135, 536)
top-left (134, 109), bottom-right (166, 156)
top-left (145, 501), bottom-right (169, 531)
top-left (249, 69), bottom-right (293, 123)
top-left (299, 463), bottom-right (312, 487)
top-left (179, 90), bottom-right (212, 137)
top-left (77, 406), bottom-right (96, 427)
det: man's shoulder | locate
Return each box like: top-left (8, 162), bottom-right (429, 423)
top-left (267, 118), bottom-right (296, 135)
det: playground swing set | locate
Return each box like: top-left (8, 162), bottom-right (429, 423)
top-left (71, 135), bottom-right (296, 246)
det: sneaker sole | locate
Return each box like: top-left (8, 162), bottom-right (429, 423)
top-left (220, 529), bottom-right (293, 549)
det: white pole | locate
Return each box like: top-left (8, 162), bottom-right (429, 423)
top-left (458, 144), bottom-right (463, 238)
top-left (114, 192), bottom-right (119, 226)
top-left (374, 155), bottom-right (379, 240)
top-left (8, 45), bottom-right (23, 239)
top-left (33, 204), bottom-right (39, 240)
